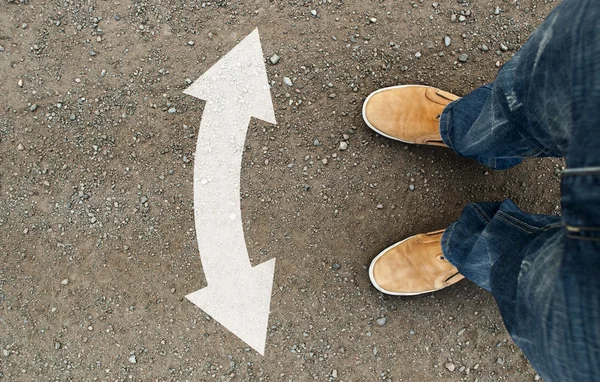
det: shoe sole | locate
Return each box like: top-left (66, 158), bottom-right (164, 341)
top-left (362, 84), bottom-right (422, 144)
top-left (368, 234), bottom-right (440, 296)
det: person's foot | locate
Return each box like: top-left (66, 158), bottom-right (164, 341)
top-left (369, 229), bottom-right (464, 296)
top-left (362, 85), bottom-right (459, 146)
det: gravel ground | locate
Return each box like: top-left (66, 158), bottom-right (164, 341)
top-left (1, 0), bottom-right (563, 381)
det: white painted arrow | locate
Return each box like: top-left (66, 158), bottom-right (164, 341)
top-left (183, 29), bottom-right (276, 355)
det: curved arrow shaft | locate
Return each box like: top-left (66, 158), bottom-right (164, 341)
top-left (194, 105), bottom-right (252, 285)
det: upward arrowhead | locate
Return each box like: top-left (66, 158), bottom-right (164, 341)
top-left (186, 258), bottom-right (276, 355)
top-left (183, 29), bottom-right (276, 125)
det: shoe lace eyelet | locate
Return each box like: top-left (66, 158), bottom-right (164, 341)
top-left (435, 114), bottom-right (441, 120)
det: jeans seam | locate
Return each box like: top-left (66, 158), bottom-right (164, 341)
top-left (444, 223), bottom-right (456, 265)
top-left (496, 212), bottom-right (537, 234)
top-left (567, 225), bottom-right (600, 231)
top-left (472, 204), bottom-right (492, 223)
top-left (442, 106), bottom-right (455, 149)
top-left (566, 234), bottom-right (600, 242)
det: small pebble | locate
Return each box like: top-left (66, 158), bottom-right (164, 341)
top-left (494, 6), bottom-right (501, 15)
top-left (17, 143), bottom-right (24, 151)
top-left (168, 107), bottom-right (176, 114)
top-left (409, 184), bottom-right (415, 191)
top-left (444, 36), bottom-right (451, 47)
top-left (332, 263), bottom-right (341, 270)
top-left (480, 44), bottom-right (489, 52)
top-left (140, 196), bottom-right (148, 204)
top-left (415, 52), bottom-right (422, 59)
top-left (22, 23), bottom-right (28, 29)
top-left (61, 279), bottom-right (69, 285)
top-left (269, 54), bottom-right (280, 65)
top-left (2, 349), bottom-right (9, 357)
top-left (376, 317), bottom-right (387, 326)
top-left (18, 79), bottom-right (23, 87)
top-left (311, 9), bottom-right (317, 17)
top-left (458, 54), bottom-right (469, 62)
top-left (459, 15), bottom-right (466, 22)
top-left (445, 362), bottom-right (456, 372)
top-left (114, 14), bottom-right (121, 21)
top-left (129, 354), bottom-right (137, 364)
top-left (332, 370), bottom-right (338, 378)
top-left (187, 40), bottom-right (195, 46)
top-left (54, 342), bottom-right (61, 350)
top-left (339, 141), bottom-right (348, 150)
top-left (369, 17), bottom-right (377, 23)
top-left (500, 43), bottom-right (508, 51)
top-left (450, 14), bottom-right (457, 22)
top-left (283, 77), bottom-right (293, 87)
top-left (89, 50), bottom-right (96, 56)
top-left (29, 104), bottom-right (38, 112)
top-left (101, 69), bottom-right (107, 77)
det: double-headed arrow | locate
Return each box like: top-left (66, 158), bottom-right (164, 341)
top-left (183, 29), bottom-right (276, 355)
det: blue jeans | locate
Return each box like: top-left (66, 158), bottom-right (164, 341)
top-left (438, 1), bottom-right (600, 381)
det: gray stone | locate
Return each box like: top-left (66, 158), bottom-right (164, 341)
top-left (339, 141), bottom-right (348, 150)
top-left (283, 77), bottom-right (293, 87)
top-left (129, 354), bottom-right (137, 364)
top-left (445, 362), bottom-right (456, 371)
top-left (168, 107), bottom-right (177, 114)
top-left (458, 54), bottom-right (469, 62)
top-left (444, 36), bottom-right (451, 47)
top-left (269, 54), bottom-right (280, 65)
top-left (376, 317), bottom-right (387, 326)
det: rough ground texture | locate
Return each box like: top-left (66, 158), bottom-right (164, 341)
top-left (0, 0), bottom-right (563, 381)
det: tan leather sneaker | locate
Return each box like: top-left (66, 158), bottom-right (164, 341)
top-left (362, 85), bottom-right (460, 146)
top-left (369, 229), bottom-right (464, 296)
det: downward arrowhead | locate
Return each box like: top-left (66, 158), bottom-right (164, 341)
top-left (186, 258), bottom-right (276, 355)
top-left (183, 29), bottom-right (276, 125)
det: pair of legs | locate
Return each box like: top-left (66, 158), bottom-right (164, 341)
top-left (362, 1), bottom-right (600, 381)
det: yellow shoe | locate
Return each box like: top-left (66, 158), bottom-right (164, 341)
top-left (369, 230), bottom-right (464, 296)
top-left (362, 85), bottom-right (459, 146)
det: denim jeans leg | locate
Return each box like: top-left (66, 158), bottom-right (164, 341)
top-left (437, 0), bottom-right (600, 380)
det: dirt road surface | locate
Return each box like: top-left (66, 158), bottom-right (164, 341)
top-left (1, 0), bottom-right (563, 380)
